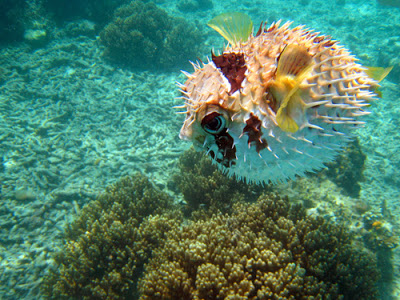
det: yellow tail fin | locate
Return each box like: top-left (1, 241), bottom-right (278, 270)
top-left (365, 66), bottom-right (393, 82)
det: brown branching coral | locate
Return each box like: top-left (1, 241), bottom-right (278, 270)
top-left (42, 173), bottom-right (181, 299)
top-left (100, 0), bottom-right (203, 70)
top-left (42, 170), bottom-right (382, 299)
top-left (173, 147), bottom-right (267, 216)
top-left (139, 194), bottom-right (380, 300)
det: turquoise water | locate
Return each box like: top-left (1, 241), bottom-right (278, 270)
top-left (0, 0), bottom-right (399, 299)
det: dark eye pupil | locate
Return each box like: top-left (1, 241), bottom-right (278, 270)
top-left (201, 112), bottom-right (226, 135)
top-left (207, 117), bottom-right (222, 130)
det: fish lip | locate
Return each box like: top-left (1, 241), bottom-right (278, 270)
top-left (179, 131), bottom-right (190, 141)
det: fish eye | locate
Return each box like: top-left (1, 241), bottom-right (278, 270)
top-left (201, 112), bottom-right (226, 135)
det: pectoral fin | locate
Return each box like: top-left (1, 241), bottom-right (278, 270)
top-left (271, 45), bottom-right (314, 132)
top-left (276, 93), bottom-right (301, 133)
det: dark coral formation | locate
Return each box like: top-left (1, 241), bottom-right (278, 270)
top-left (320, 138), bottom-right (366, 198)
top-left (42, 174), bottom-right (180, 299)
top-left (139, 194), bottom-right (380, 299)
top-left (100, 1), bottom-right (203, 70)
top-left (172, 147), bottom-right (266, 215)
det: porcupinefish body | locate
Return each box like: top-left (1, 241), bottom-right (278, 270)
top-left (178, 12), bottom-right (390, 184)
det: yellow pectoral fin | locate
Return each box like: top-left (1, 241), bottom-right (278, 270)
top-left (272, 45), bottom-right (314, 133)
top-left (276, 106), bottom-right (300, 133)
top-left (276, 86), bottom-right (304, 133)
top-left (276, 91), bottom-right (304, 133)
top-left (276, 45), bottom-right (313, 78)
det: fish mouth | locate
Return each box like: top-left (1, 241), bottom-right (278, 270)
top-left (206, 129), bottom-right (236, 168)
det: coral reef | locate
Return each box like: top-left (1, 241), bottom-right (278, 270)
top-left (362, 205), bottom-right (398, 298)
top-left (42, 174), bottom-right (180, 299)
top-left (139, 194), bottom-right (380, 299)
top-left (319, 138), bottom-right (366, 198)
top-left (100, 0), bottom-right (203, 70)
top-left (173, 147), bottom-right (267, 215)
top-left (41, 171), bottom-right (383, 299)
top-left (363, 212), bottom-right (398, 251)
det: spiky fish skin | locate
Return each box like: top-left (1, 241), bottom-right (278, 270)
top-left (179, 21), bottom-right (377, 184)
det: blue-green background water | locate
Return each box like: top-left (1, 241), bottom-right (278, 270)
top-left (0, 0), bottom-right (399, 298)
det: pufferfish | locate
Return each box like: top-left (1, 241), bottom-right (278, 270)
top-left (177, 12), bottom-right (391, 184)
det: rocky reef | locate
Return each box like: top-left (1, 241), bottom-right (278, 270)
top-left (100, 0), bottom-right (203, 70)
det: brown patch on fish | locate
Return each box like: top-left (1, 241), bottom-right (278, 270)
top-left (242, 113), bottom-right (268, 153)
top-left (212, 52), bottom-right (247, 95)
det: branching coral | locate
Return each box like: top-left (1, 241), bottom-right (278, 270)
top-left (100, 0), bottom-right (203, 70)
top-left (173, 147), bottom-right (267, 216)
top-left (42, 173), bottom-right (180, 299)
top-left (139, 194), bottom-right (380, 299)
top-left (42, 171), bottom-right (381, 299)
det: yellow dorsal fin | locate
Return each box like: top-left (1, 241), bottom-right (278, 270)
top-left (207, 12), bottom-right (253, 45)
top-left (365, 66), bottom-right (393, 82)
top-left (274, 45), bottom-right (314, 133)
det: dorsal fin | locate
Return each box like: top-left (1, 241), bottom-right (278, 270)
top-left (207, 12), bottom-right (253, 45)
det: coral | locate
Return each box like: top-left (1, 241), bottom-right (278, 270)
top-left (42, 173), bottom-right (180, 299)
top-left (139, 194), bottom-right (380, 299)
top-left (319, 138), bottom-right (366, 198)
top-left (99, 1), bottom-right (203, 70)
top-left (173, 147), bottom-right (267, 216)
top-left (363, 212), bottom-right (398, 251)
